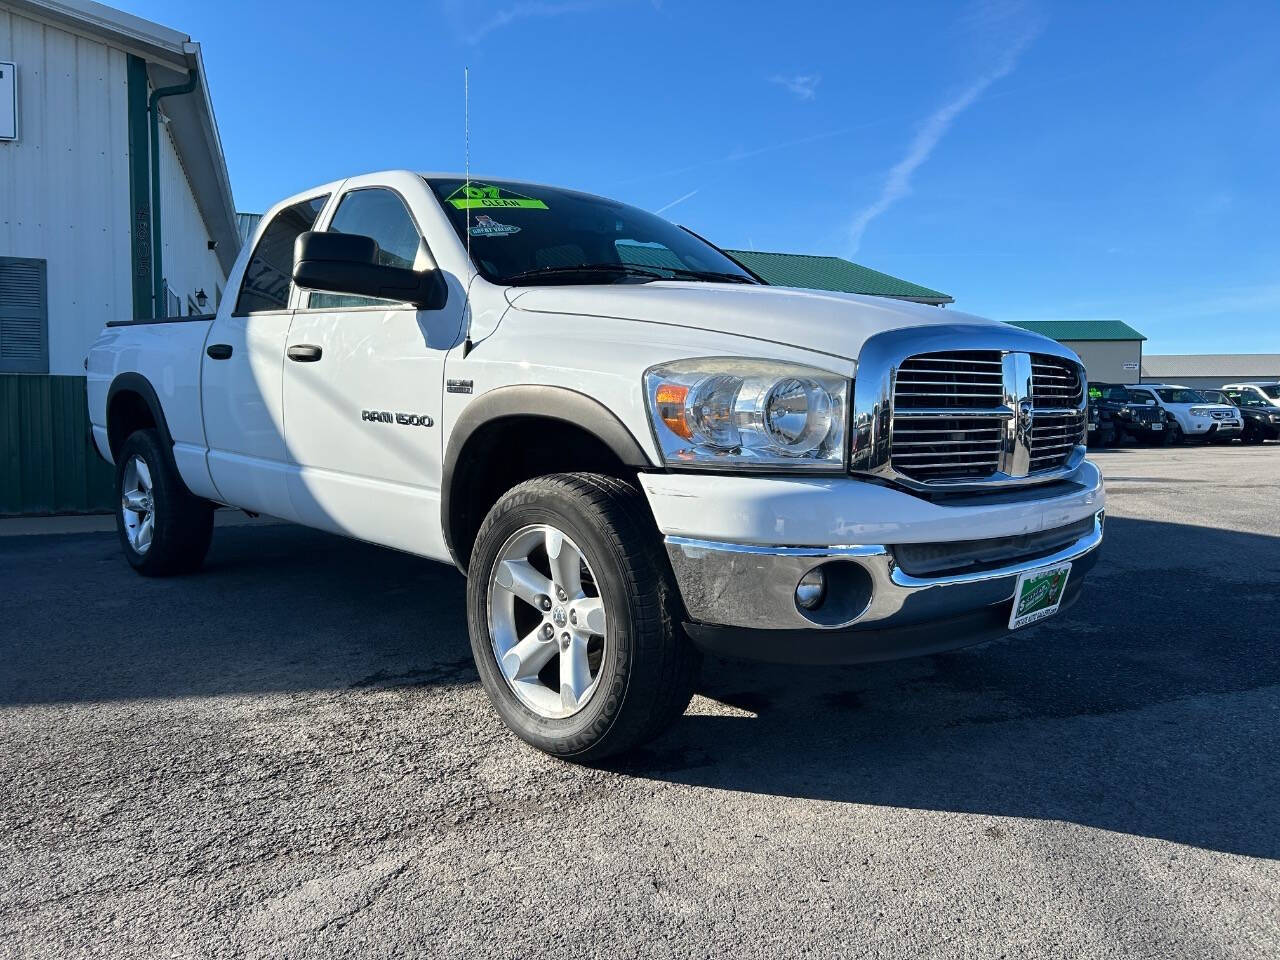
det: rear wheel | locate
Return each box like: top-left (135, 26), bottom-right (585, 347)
top-left (115, 429), bottom-right (214, 576)
top-left (466, 473), bottom-right (699, 762)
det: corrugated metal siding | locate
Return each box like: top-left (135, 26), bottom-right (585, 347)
top-left (0, 373), bottom-right (113, 515)
top-left (0, 8), bottom-right (132, 373)
top-left (157, 113), bottom-right (223, 314)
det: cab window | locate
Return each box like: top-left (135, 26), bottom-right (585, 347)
top-left (309, 188), bottom-right (424, 309)
top-left (234, 195), bottom-right (328, 314)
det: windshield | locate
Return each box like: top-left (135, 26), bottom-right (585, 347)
top-left (1200, 391), bottom-right (1230, 404)
top-left (425, 178), bottom-right (757, 286)
top-left (1156, 388), bottom-right (1207, 404)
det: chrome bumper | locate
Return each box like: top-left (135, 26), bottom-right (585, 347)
top-left (666, 511), bottom-right (1104, 633)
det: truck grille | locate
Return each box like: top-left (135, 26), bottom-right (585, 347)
top-left (1029, 354), bottom-right (1085, 473)
top-left (891, 351), bottom-right (1005, 482)
top-left (889, 350), bottom-right (1085, 484)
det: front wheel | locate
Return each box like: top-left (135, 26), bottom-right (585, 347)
top-left (115, 429), bottom-right (214, 576)
top-left (1164, 421), bottom-right (1184, 446)
top-left (466, 474), bottom-right (700, 762)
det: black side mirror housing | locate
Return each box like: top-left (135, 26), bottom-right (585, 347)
top-left (292, 231), bottom-right (447, 310)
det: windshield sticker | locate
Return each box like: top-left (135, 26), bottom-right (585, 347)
top-left (448, 183), bottom-right (548, 210)
top-left (469, 215), bottom-right (521, 238)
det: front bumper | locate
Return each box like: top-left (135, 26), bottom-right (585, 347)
top-left (642, 463), bottom-right (1105, 665)
top-left (667, 509), bottom-right (1101, 638)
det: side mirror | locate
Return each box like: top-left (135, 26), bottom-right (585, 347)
top-left (292, 231), bottom-right (446, 310)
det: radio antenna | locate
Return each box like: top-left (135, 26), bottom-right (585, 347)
top-left (462, 66), bottom-right (474, 356)
top-left (464, 67), bottom-right (472, 285)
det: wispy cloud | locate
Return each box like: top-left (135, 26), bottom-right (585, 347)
top-left (655, 188), bottom-right (699, 214)
top-left (446, 0), bottom-right (605, 45)
top-left (848, 1), bottom-right (1044, 254)
top-left (770, 74), bottom-right (821, 101)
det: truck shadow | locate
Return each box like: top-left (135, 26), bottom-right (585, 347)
top-left (2, 515), bottom-right (1277, 859)
top-left (616, 515), bottom-right (1280, 861)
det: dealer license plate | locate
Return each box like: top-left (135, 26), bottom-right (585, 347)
top-left (1087, 423), bottom-right (1097, 431)
top-left (1151, 423), bottom-right (1163, 430)
top-left (1009, 562), bottom-right (1072, 629)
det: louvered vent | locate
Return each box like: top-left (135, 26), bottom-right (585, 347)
top-left (891, 351), bottom-right (1005, 482)
top-left (0, 258), bottom-right (48, 373)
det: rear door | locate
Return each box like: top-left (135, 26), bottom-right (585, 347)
top-left (201, 193), bottom-right (329, 517)
top-left (281, 176), bottom-right (465, 559)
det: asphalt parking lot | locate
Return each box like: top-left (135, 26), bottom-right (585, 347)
top-left (2, 445), bottom-right (1278, 959)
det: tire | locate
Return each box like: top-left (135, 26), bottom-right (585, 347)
top-left (1244, 425), bottom-right (1265, 445)
top-left (466, 473), bottom-right (700, 762)
top-left (1164, 421), bottom-right (1184, 446)
top-left (115, 429), bottom-right (214, 576)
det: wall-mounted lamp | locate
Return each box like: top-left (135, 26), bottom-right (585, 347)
top-left (195, 288), bottom-right (208, 309)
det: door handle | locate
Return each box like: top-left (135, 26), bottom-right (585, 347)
top-left (206, 343), bottom-right (233, 360)
top-left (287, 344), bottom-right (323, 363)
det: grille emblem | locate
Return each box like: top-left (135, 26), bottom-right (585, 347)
top-left (1000, 352), bottom-right (1035, 477)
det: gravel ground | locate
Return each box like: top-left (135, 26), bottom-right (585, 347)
top-left (2, 445), bottom-right (1278, 959)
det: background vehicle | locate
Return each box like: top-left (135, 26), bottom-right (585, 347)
top-left (1090, 382), bottom-right (1164, 445)
top-left (87, 171), bottom-right (1106, 761)
top-left (1085, 391), bottom-right (1117, 448)
top-left (1124, 384), bottom-right (1242, 445)
top-left (1223, 382), bottom-right (1280, 410)
top-left (1213, 388), bottom-right (1280, 443)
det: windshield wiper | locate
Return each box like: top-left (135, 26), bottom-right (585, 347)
top-left (656, 267), bottom-right (756, 284)
top-left (503, 264), bottom-right (667, 285)
top-left (502, 263), bottom-right (757, 286)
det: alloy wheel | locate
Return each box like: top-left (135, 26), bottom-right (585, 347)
top-left (486, 524), bottom-right (608, 719)
top-left (120, 455), bottom-right (155, 554)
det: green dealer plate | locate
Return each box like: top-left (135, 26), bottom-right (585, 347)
top-left (1009, 562), bottom-right (1072, 630)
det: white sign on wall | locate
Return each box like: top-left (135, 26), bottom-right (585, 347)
top-left (0, 62), bottom-right (15, 141)
top-left (1123, 360), bottom-right (1140, 371)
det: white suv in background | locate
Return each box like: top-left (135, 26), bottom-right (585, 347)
top-left (1222, 382), bottom-right (1280, 410)
top-left (1125, 384), bottom-right (1242, 444)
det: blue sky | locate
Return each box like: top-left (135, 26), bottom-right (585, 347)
top-left (124, 0), bottom-right (1280, 354)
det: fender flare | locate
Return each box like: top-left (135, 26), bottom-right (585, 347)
top-left (441, 384), bottom-right (655, 565)
top-left (105, 372), bottom-right (183, 481)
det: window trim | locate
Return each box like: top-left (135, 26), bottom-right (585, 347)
top-left (296, 185), bottom-right (433, 313)
top-left (0, 256), bottom-right (49, 374)
top-left (232, 192), bottom-right (331, 318)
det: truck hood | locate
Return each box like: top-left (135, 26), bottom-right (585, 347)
top-left (505, 282), bottom-right (1003, 362)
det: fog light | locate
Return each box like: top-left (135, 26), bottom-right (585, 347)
top-left (795, 568), bottom-right (826, 610)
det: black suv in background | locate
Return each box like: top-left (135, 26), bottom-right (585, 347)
top-left (1089, 383), bottom-right (1165, 445)
top-left (1204, 388), bottom-right (1280, 444)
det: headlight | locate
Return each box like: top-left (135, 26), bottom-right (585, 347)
top-left (1190, 407), bottom-right (1212, 418)
top-left (644, 358), bottom-right (848, 470)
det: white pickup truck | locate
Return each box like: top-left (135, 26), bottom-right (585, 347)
top-left (88, 170), bottom-right (1105, 760)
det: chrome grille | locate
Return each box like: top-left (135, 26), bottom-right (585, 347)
top-left (1029, 354), bottom-right (1085, 473)
top-left (891, 352), bottom-right (1005, 482)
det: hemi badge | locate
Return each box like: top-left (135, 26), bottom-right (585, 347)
top-left (446, 379), bottom-right (474, 395)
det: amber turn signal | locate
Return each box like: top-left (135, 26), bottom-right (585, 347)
top-left (654, 383), bottom-right (692, 439)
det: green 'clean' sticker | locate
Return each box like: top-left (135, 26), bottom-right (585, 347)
top-left (448, 183), bottom-right (548, 210)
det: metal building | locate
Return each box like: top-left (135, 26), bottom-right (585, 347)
top-left (1, 0), bottom-right (237, 514)
top-left (1140, 354), bottom-right (1280, 390)
top-left (1006, 320), bottom-right (1147, 384)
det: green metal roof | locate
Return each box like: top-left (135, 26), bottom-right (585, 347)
top-left (1006, 320), bottom-right (1147, 342)
top-left (723, 250), bottom-right (954, 304)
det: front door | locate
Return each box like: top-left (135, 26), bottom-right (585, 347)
top-left (282, 182), bottom-right (465, 560)
top-left (201, 193), bottom-right (329, 518)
